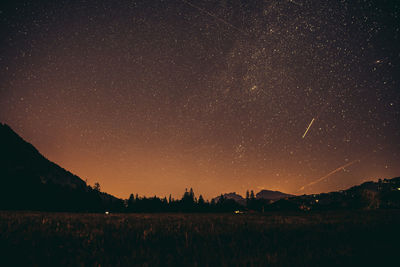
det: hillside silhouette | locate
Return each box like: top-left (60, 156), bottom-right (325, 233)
top-left (270, 177), bottom-right (400, 211)
top-left (0, 123), bottom-right (123, 212)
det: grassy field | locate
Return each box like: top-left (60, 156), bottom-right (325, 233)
top-left (1, 210), bottom-right (399, 266)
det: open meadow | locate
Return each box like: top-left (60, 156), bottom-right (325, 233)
top-left (1, 210), bottom-right (399, 266)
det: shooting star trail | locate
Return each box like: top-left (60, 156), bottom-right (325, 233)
top-left (298, 159), bottom-right (361, 192)
top-left (181, 0), bottom-right (247, 35)
top-left (302, 101), bottom-right (331, 138)
top-left (302, 118), bottom-right (315, 138)
top-left (297, 145), bottom-right (385, 192)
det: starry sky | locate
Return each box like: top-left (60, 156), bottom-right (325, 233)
top-left (1, 0), bottom-right (399, 199)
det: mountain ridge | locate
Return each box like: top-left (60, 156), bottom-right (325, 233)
top-left (256, 189), bottom-right (294, 200)
top-left (0, 123), bottom-right (86, 189)
top-left (0, 123), bottom-right (123, 211)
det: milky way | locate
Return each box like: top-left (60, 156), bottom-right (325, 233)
top-left (1, 0), bottom-right (399, 199)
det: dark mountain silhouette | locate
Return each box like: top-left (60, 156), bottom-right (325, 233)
top-left (0, 123), bottom-right (86, 189)
top-left (212, 192), bottom-right (246, 205)
top-left (268, 177), bottom-right (400, 211)
top-left (212, 190), bottom-right (294, 206)
top-left (209, 180), bottom-right (400, 212)
top-left (0, 123), bottom-right (123, 212)
top-left (256, 190), bottom-right (294, 200)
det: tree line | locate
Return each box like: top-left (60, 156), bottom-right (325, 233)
top-left (122, 188), bottom-right (273, 213)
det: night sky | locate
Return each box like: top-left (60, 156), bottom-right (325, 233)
top-left (1, 0), bottom-right (399, 199)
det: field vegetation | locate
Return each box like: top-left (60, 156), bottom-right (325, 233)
top-left (1, 210), bottom-right (399, 266)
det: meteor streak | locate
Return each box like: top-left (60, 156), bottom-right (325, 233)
top-left (302, 118), bottom-right (315, 138)
top-left (181, 0), bottom-right (247, 34)
top-left (298, 159), bottom-right (361, 192)
top-left (298, 145), bottom-right (385, 192)
top-left (302, 101), bottom-right (331, 138)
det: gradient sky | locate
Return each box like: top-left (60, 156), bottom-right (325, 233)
top-left (1, 0), bottom-right (399, 199)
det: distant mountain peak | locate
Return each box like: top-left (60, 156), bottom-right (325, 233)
top-left (256, 190), bottom-right (294, 200)
top-left (212, 192), bottom-right (245, 205)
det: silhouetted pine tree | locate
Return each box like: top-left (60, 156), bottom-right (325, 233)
top-left (94, 182), bottom-right (101, 192)
top-left (198, 195), bottom-right (205, 205)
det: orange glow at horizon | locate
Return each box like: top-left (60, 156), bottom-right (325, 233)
top-left (1, 0), bottom-right (399, 200)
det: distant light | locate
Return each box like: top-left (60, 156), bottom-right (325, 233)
top-left (105, 211), bottom-right (110, 215)
top-left (315, 199), bottom-right (319, 203)
top-left (234, 210), bottom-right (240, 214)
top-left (397, 188), bottom-right (400, 191)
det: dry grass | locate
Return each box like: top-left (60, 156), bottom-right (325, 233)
top-left (1, 210), bottom-right (399, 266)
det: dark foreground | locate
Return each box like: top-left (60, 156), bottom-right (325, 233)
top-left (1, 210), bottom-right (399, 266)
